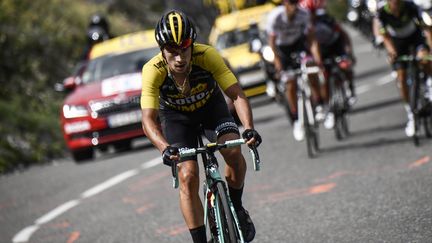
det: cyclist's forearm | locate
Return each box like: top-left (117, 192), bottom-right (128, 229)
top-left (225, 84), bottom-right (254, 129)
top-left (423, 28), bottom-right (432, 51)
top-left (141, 109), bottom-right (169, 152)
top-left (233, 96), bottom-right (254, 129)
top-left (382, 34), bottom-right (396, 54)
top-left (310, 40), bottom-right (322, 65)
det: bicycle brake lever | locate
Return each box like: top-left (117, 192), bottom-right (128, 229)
top-left (249, 146), bottom-right (261, 171)
top-left (171, 161), bottom-right (179, 189)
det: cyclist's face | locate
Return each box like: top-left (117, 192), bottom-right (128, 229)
top-left (163, 45), bottom-right (192, 74)
top-left (388, 0), bottom-right (400, 13)
top-left (284, 0), bottom-right (298, 18)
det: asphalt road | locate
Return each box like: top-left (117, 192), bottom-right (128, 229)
top-left (1, 27), bottom-right (432, 243)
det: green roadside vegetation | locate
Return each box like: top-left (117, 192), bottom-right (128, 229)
top-left (0, 0), bottom-right (144, 173)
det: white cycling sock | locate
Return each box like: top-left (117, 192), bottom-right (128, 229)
top-left (404, 104), bottom-right (413, 120)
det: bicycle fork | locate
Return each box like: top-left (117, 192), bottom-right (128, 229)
top-left (203, 180), bottom-right (245, 242)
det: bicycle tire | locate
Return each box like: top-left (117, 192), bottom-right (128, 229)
top-left (409, 74), bottom-right (420, 146)
top-left (214, 182), bottom-right (238, 243)
top-left (302, 93), bottom-right (316, 158)
top-left (424, 116), bottom-right (432, 138)
top-left (205, 185), bottom-right (218, 241)
top-left (330, 75), bottom-right (346, 140)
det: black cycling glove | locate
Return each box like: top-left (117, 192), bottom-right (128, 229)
top-left (242, 129), bottom-right (262, 147)
top-left (162, 145), bottom-right (179, 166)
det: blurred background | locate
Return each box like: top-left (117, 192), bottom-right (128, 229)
top-left (0, 0), bottom-right (347, 173)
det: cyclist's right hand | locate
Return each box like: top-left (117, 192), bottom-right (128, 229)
top-left (162, 145), bottom-right (179, 166)
top-left (242, 129), bottom-right (262, 148)
top-left (387, 48), bottom-right (398, 63)
top-left (274, 57), bottom-right (283, 73)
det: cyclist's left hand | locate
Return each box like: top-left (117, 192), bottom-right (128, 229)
top-left (242, 129), bottom-right (262, 148)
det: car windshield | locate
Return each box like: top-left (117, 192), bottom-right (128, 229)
top-left (81, 48), bottom-right (160, 84)
top-left (215, 29), bottom-right (250, 50)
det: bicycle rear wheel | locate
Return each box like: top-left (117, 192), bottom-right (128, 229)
top-left (212, 182), bottom-right (238, 243)
top-left (331, 76), bottom-right (349, 140)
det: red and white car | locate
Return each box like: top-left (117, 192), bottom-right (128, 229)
top-left (60, 30), bottom-right (159, 162)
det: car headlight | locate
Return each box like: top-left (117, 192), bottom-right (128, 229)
top-left (422, 11), bottom-right (432, 26)
top-left (367, 0), bottom-right (377, 14)
top-left (347, 10), bottom-right (359, 22)
top-left (262, 46), bottom-right (274, 63)
top-left (63, 104), bottom-right (89, 118)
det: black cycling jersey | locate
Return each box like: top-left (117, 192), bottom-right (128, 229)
top-left (377, 1), bottom-right (422, 39)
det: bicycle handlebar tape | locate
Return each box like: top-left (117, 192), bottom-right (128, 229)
top-left (179, 148), bottom-right (197, 158)
top-left (225, 139), bottom-right (246, 147)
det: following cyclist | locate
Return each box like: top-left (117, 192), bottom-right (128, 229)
top-left (79, 14), bottom-right (112, 61)
top-left (377, 0), bottom-right (432, 137)
top-left (266, 0), bottom-right (325, 141)
top-left (299, 0), bottom-right (357, 129)
top-left (140, 10), bottom-right (262, 243)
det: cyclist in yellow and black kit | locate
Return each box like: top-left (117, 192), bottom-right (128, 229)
top-left (140, 10), bottom-right (262, 243)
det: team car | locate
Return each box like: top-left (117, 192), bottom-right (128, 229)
top-left (208, 3), bottom-right (276, 98)
top-left (60, 30), bottom-right (159, 162)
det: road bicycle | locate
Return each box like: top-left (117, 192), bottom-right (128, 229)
top-left (324, 55), bottom-right (353, 140)
top-left (398, 54), bottom-right (432, 146)
top-left (170, 133), bottom-right (261, 243)
top-left (280, 52), bottom-right (321, 158)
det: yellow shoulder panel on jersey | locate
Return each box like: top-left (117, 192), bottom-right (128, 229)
top-left (141, 53), bottom-right (167, 109)
top-left (192, 44), bottom-right (238, 91)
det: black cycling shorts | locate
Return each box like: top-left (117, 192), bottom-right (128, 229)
top-left (276, 38), bottom-right (310, 70)
top-left (392, 30), bottom-right (429, 70)
top-left (159, 91), bottom-right (239, 161)
top-left (320, 35), bottom-right (346, 60)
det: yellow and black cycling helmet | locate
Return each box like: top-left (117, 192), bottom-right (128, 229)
top-left (155, 10), bottom-right (197, 49)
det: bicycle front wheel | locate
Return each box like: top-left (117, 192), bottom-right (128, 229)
top-left (302, 93), bottom-right (318, 158)
top-left (409, 76), bottom-right (420, 146)
top-left (213, 182), bottom-right (238, 243)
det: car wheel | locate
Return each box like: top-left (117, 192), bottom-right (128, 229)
top-left (113, 140), bottom-right (132, 152)
top-left (72, 148), bottom-right (94, 163)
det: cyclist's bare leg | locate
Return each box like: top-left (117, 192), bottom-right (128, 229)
top-left (308, 73), bottom-right (322, 104)
top-left (395, 68), bottom-right (408, 102)
top-left (320, 73), bottom-right (329, 103)
top-left (178, 160), bottom-right (205, 228)
top-left (218, 132), bottom-right (246, 189)
top-left (286, 79), bottom-right (298, 117)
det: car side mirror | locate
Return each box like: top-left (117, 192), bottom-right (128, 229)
top-left (62, 76), bottom-right (78, 91)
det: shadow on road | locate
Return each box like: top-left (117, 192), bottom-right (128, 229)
top-left (350, 97), bottom-right (401, 114)
top-left (320, 122), bottom-right (405, 152)
top-left (320, 133), bottom-right (431, 155)
top-left (354, 66), bottom-right (391, 82)
top-left (318, 97), bottom-right (417, 154)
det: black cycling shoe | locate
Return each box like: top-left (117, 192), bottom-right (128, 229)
top-left (236, 208), bottom-right (255, 242)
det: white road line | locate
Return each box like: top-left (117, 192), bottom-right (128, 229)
top-left (141, 157), bottom-right (161, 169)
top-left (35, 200), bottom-right (80, 225)
top-left (12, 156), bottom-right (160, 243)
top-left (12, 225), bottom-right (39, 243)
top-left (81, 169), bottom-right (139, 199)
top-left (357, 73), bottom-right (393, 94)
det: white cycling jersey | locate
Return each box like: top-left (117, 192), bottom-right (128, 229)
top-left (266, 6), bottom-right (311, 46)
top-left (413, 0), bottom-right (432, 10)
